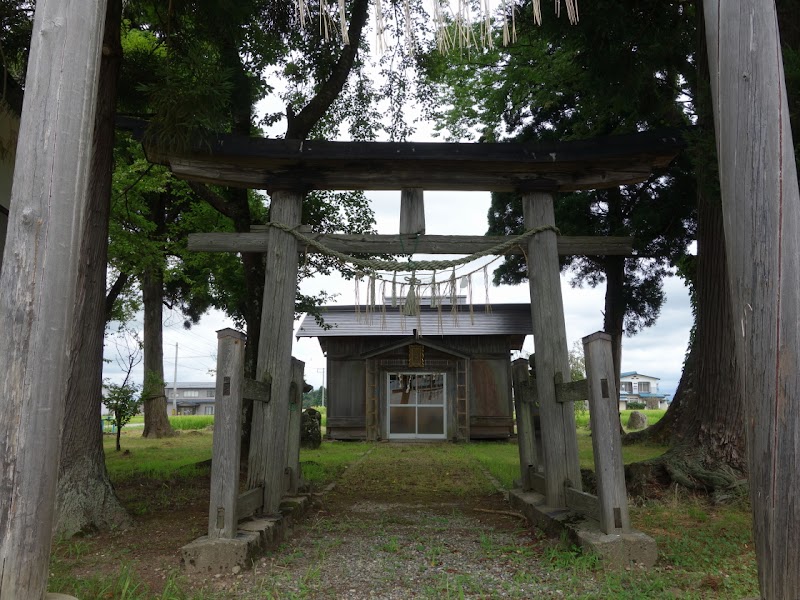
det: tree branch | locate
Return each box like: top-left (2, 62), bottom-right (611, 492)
top-left (188, 180), bottom-right (236, 220)
top-left (105, 271), bottom-right (131, 322)
top-left (285, 0), bottom-right (370, 141)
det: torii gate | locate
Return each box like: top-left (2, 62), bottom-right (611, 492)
top-left (0, 0), bottom-right (798, 598)
top-left (129, 123), bottom-right (681, 563)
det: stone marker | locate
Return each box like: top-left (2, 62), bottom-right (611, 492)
top-left (301, 408), bottom-right (322, 449)
top-left (626, 411), bottom-right (648, 430)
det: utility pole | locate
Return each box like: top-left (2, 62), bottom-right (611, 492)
top-left (171, 342), bottom-right (179, 416)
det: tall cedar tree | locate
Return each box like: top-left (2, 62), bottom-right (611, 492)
top-left (420, 0), bottom-right (695, 395)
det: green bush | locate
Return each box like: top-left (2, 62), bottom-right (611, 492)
top-left (627, 401), bottom-right (647, 410)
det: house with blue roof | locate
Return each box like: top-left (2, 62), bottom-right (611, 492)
top-left (619, 371), bottom-right (670, 410)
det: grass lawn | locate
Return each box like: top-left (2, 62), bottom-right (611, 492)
top-left (50, 416), bottom-right (758, 599)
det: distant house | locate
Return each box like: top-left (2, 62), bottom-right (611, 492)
top-left (167, 381), bottom-right (217, 416)
top-left (296, 298), bottom-right (532, 441)
top-left (619, 371), bottom-right (669, 410)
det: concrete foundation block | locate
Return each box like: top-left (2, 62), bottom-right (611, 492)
top-left (239, 517), bottom-right (280, 548)
top-left (181, 531), bottom-right (261, 575)
top-left (280, 495), bottom-right (309, 518)
top-left (509, 489), bottom-right (657, 568)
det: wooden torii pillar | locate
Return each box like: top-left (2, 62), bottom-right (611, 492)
top-left (247, 189), bottom-right (304, 515)
top-left (522, 191), bottom-right (582, 507)
top-left (704, 2), bottom-right (800, 597)
top-left (0, 1), bottom-right (108, 598)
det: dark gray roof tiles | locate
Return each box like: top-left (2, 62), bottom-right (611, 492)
top-left (296, 303), bottom-right (532, 338)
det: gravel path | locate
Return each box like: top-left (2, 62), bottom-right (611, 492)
top-left (215, 444), bottom-right (592, 599)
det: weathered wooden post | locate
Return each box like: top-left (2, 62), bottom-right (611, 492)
top-left (582, 332), bottom-right (630, 535)
top-left (704, 2), bottom-right (800, 597)
top-left (285, 358), bottom-right (305, 495)
top-left (0, 1), bottom-right (108, 598)
top-left (522, 191), bottom-right (582, 507)
top-left (399, 188), bottom-right (425, 235)
top-left (247, 189), bottom-right (303, 514)
top-left (207, 329), bottom-right (246, 540)
top-left (511, 358), bottom-right (539, 491)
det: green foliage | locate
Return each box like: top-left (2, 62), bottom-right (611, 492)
top-left (627, 401), bottom-right (647, 411)
top-left (421, 0), bottom-right (697, 342)
top-left (568, 340), bottom-right (585, 381)
top-left (104, 381), bottom-right (142, 451)
top-left (302, 385), bottom-right (326, 409)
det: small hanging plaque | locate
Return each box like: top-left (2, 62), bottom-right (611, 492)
top-left (408, 344), bottom-right (425, 368)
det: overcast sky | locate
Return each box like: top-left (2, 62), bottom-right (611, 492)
top-left (103, 188), bottom-right (692, 399)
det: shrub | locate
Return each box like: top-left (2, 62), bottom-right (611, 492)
top-left (627, 401), bottom-right (646, 410)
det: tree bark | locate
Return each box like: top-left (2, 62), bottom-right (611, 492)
top-left (602, 254), bottom-right (625, 395)
top-left (624, 6), bottom-right (746, 495)
top-left (141, 263), bottom-right (174, 438)
top-left (55, 0), bottom-right (130, 538)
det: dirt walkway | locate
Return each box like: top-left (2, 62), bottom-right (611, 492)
top-left (208, 444), bottom-right (589, 599)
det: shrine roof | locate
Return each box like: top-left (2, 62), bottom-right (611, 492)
top-left (118, 117), bottom-right (685, 193)
top-left (295, 303), bottom-right (532, 339)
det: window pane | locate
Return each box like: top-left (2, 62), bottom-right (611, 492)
top-left (419, 374), bottom-right (444, 405)
top-left (639, 382), bottom-right (650, 393)
top-left (418, 407), bottom-right (444, 435)
top-left (389, 374), bottom-right (416, 405)
top-left (390, 406), bottom-right (415, 434)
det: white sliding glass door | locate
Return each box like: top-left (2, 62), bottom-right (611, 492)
top-left (387, 373), bottom-right (446, 440)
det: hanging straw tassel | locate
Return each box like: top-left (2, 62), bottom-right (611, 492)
top-left (403, 273), bottom-right (418, 317)
top-left (467, 273), bottom-right (475, 325)
top-left (415, 277), bottom-right (423, 333)
top-left (338, 0), bottom-right (350, 45)
top-left (354, 275), bottom-right (362, 322)
top-left (449, 267), bottom-right (458, 326)
top-left (483, 265), bottom-right (492, 313)
top-left (368, 273), bottom-right (377, 325)
top-left (399, 283), bottom-right (407, 331)
top-left (380, 280), bottom-right (387, 329)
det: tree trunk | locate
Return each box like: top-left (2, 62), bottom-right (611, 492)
top-left (55, 0), bottom-right (130, 538)
top-left (624, 7), bottom-right (746, 495)
top-left (602, 254), bottom-right (625, 395)
top-left (141, 265), bottom-right (174, 438)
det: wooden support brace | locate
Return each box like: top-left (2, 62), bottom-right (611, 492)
top-left (582, 331), bottom-right (630, 534)
top-left (554, 378), bottom-right (588, 404)
top-left (512, 358), bottom-right (539, 491)
top-left (236, 486), bottom-right (264, 522)
top-left (243, 377), bottom-right (271, 403)
top-left (285, 358), bottom-right (305, 495)
top-left (564, 486), bottom-right (601, 523)
top-left (399, 188), bottom-right (425, 235)
top-left (208, 328), bottom-right (247, 539)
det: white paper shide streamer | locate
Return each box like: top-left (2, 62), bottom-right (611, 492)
top-left (296, 0), bottom-right (579, 47)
